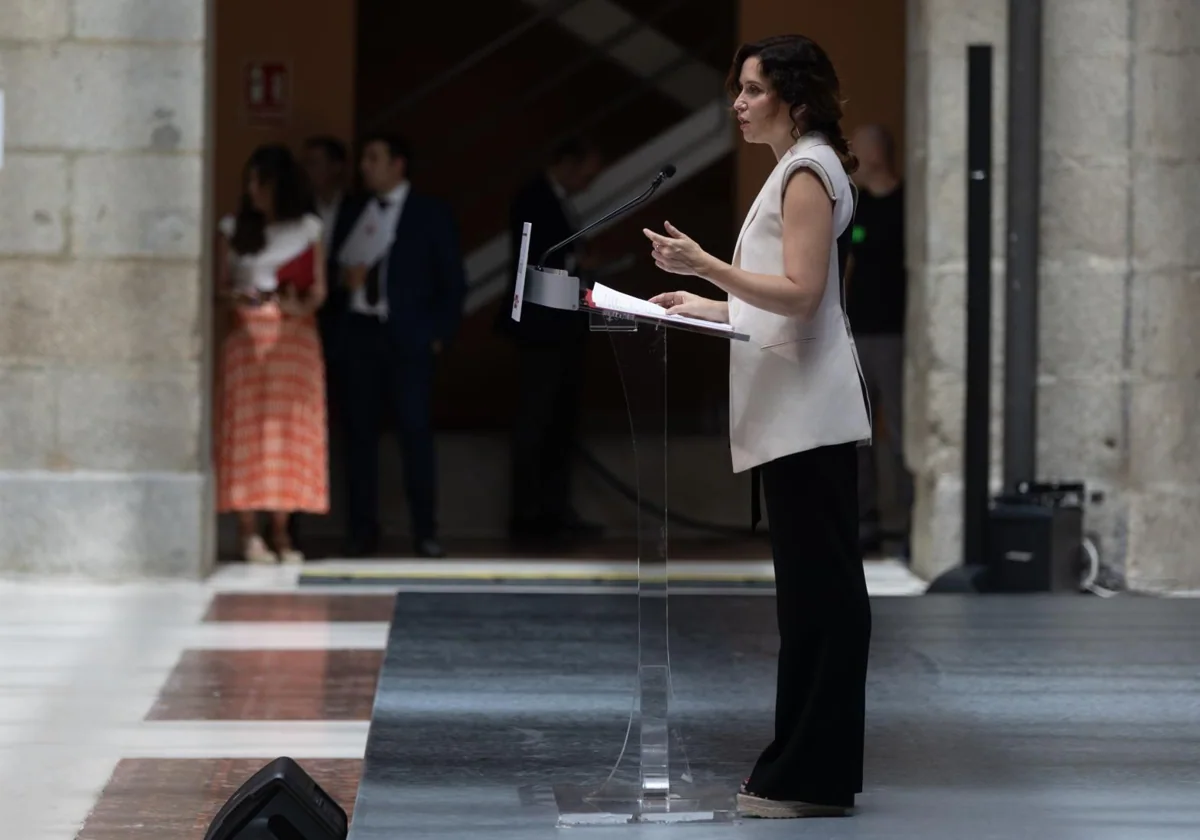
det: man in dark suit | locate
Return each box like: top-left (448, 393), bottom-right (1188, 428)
top-left (338, 133), bottom-right (466, 558)
top-left (302, 135), bottom-right (354, 378)
top-left (500, 137), bottom-right (604, 541)
top-left (292, 135), bottom-right (355, 554)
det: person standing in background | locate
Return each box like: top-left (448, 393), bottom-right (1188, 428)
top-left (499, 138), bottom-right (605, 543)
top-left (301, 135), bottom-right (354, 369)
top-left (337, 134), bottom-right (466, 559)
top-left (302, 137), bottom-right (349, 252)
top-left (297, 135), bottom-right (355, 552)
top-left (846, 123), bottom-right (912, 557)
top-left (216, 144), bottom-right (329, 564)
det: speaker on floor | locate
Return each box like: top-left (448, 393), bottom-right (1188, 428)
top-left (987, 482), bottom-right (1085, 593)
top-left (203, 757), bottom-right (348, 840)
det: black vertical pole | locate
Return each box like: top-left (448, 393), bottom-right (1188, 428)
top-left (1004, 0), bottom-right (1043, 491)
top-left (963, 45), bottom-right (993, 567)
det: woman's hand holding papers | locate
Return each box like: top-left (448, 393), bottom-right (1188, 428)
top-left (648, 290), bottom-right (728, 323)
top-left (643, 221), bottom-right (729, 323)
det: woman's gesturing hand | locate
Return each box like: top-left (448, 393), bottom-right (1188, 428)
top-left (643, 221), bottom-right (713, 277)
top-left (649, 290), bottom-right (728, 323)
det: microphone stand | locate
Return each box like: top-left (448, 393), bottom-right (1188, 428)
top-left (538, 165), bottom-right (676, 266)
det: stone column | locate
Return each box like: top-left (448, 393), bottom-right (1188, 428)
top-left (906, 0), bottom-right (1200, 591)
top-left (0, 1), bottom-right (211, 577)
top-left (1120, 0), bottom-right (1200, 590)
top-left (904, 0), bottom-right (1008, 582)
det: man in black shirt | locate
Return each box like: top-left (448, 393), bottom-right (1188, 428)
top-left (847, 124), bottom-right (912, 555)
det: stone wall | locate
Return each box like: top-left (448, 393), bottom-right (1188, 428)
top-left (0, 0), bottom-right (211, 577)
top-left (905, 0), bottom-right (1007, 582)
top-left (906, 0), bottom-right (1200, 591)
top-left (1117, 0), bottom-right (1200, 591)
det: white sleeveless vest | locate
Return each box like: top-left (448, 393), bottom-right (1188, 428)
top-left (727, 135), bottom-right (873, 473)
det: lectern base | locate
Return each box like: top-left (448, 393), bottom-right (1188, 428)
top-left (553, 781), bottom-right (737, 826)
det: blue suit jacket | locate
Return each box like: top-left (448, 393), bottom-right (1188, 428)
top-left (340, 190), bottom-right (467, 351)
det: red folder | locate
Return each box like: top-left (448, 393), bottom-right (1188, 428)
top-left (276, 244), bottom-right (316, 293)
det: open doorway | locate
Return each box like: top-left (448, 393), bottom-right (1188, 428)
top-left (210, 0), bottom-right (906, 561)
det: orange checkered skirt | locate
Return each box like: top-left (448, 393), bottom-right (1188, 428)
top-left (216, 304), bottom-right (329, 513)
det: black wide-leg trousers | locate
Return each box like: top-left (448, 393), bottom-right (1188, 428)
top-left (746, 442), bottom-right (872, 807)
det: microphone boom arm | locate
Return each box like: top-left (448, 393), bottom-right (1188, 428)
top-left (537, 165), bottom-right (675, 266)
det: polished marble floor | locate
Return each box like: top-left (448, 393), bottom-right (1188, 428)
top-left (0, 556), bottom-right (921, 839)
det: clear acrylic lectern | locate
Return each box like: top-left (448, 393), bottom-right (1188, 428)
top-left (511, 223), bottom-right (748, 826)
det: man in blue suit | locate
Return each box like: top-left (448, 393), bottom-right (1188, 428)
top-left (337, 134), bottom-right (466, 558)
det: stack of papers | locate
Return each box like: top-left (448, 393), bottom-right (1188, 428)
top-left (337, 202), bottom-right (392, 266)
top-left (589, 282), bottom-right (734, 333)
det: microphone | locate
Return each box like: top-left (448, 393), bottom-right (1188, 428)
top-left (537, 164), bottom-right (677, 266)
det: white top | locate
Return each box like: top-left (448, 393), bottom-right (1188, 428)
top-left (219, 213), bottom-right (323, 295)
top-left (726, 134), bottom-right (873, 473)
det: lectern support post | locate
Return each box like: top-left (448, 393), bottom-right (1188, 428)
top-left (516, 263), bottom-right (746, 825)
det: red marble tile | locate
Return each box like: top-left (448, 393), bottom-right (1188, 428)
top-left (145, 650), bottom-right (382, 721)
top-left (203, 593), bottom-right (397, 623)
top-left (77, 758), bottom-right (361, 840)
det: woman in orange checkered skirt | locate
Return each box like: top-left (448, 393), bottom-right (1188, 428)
top-left (216, 144), bottom-right (329, 564)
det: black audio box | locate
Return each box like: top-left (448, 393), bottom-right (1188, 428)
top-left (987, 483), bottom-right (1084, 593)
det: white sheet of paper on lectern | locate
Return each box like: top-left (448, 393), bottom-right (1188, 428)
top-left (589, 281), bottom-right (735, 333)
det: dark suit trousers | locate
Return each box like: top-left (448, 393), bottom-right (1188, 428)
top-left (509, 332), bottom-right (586, 524)
top-left (746, 442), bottom-right (872, 807)
top-left (341, 313), bottom-right (437, 545)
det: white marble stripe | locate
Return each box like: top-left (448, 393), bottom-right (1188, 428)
top-left (119, 721), bottom-right (370, 759)
top-left (206, 563), bottom-right (305, 590)
top-left (0, 666), bottom-right (185, 692)
top-left (0, 621), bottom-right (388, 649)
top-left (209, 557), bottom-right (920, 579)
top-left (0, 581), bottom-right (212, 624)
top-left (300, 581), bottom-right (926, 597)
top-left (180, 621), bottom-right (390, 650)
top-left (205, 560), bottom-right (927, 596)
top-left (0, 721), bottom-right (369, 758)
top-left (210, 580), bottom-right (926, 597)
top-left (5, 752), bottom-right (141, 840)
top-left (301, 558), bottom-right (781, 578)
top-left (297, 557), bottom-right (916, 577)
top-left (0, 694), bottom-right (49, 724)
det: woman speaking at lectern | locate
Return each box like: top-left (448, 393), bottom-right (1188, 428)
top-left (644, 35), bottom-right (873, 819)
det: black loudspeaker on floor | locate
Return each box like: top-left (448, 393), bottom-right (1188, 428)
top-left (203, 757), bottom-right (348, 840)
